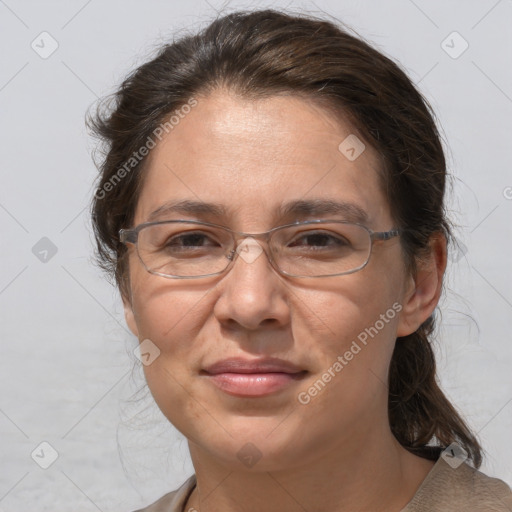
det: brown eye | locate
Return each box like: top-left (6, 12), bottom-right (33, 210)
top-left (288, 231), bottom-right (351, 250)
top-left (165, 232), bottom-right (218, 249)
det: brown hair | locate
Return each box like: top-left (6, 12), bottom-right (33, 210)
top-left (88, 9), bottom-right (482, 467)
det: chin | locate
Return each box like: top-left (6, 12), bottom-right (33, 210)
top-left (188, 414), bottom-right (311, 470)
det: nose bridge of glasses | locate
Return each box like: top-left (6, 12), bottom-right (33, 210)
top-left (230, 225), bottom-right (274, 240)
top-left (226, 231), bottom-right (273, 268)
top-left (225, 224), bottom-right (274, 252)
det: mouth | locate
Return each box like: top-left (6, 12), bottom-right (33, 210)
top-left (201, 357), bottom-right (308, 397)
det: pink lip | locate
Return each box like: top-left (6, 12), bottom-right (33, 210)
top-left (202, 357), bottom-right (307, 397)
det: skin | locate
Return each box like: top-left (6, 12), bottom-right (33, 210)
top-left (122, 89), bottom-right (447, 512)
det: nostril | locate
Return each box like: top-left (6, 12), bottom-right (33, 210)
top-left (261, 317), bottom-right (279, 327)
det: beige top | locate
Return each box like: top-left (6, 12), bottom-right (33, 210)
top-left (133, 457), bottom-right (512, 511)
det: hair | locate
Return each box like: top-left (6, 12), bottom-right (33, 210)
top-left (88, 9), bottom-right (482, 467)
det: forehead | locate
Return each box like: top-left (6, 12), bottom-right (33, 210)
top-left (134, 89), bottom-right (392, 229)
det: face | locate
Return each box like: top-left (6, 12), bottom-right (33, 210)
top-left (123, 89), bottom-right (420, 471)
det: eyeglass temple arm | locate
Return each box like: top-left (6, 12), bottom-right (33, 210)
top-left (119, 229), bottom-right (137, 244)
top-left (372, 229), bottom-right (400, 241)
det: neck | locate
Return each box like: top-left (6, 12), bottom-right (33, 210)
top-left (185, 427), bottom-right (434, 512)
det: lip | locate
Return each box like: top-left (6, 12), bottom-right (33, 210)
top-left (201, 357), bottom-right (307, 397)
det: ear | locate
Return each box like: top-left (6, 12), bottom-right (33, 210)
top-left (396, 233), bottom-right (447, 337)
top-left (122, 289), bottom-right (139, 339)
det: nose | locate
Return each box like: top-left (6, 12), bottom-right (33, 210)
top-left (213, 237), bottom-right (291, 331)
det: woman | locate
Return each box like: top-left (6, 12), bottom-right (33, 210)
top-left (89, 9), bottom-right (512, 512)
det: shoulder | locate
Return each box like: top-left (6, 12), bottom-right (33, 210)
top-left (403, 457), bottom-right (512, 511)
top-left (131, 475), bottom-right (196, 512)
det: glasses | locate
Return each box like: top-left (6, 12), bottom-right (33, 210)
top-left (119, 219), bottom-right (399, 279)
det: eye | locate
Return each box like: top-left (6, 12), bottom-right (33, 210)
top-left (288, 230), bottom-right (351, 250)
top-left (164, 231), bottom-right (220, 249)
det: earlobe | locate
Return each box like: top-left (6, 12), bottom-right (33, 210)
top-left (396, 234), bottom-right (447, 337)
top-left (396, 273), bottom-right (422, 337)
top-left (122, 294), bottom-right (139, 338)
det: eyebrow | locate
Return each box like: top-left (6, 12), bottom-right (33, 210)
top-left (147, 199), bottom-right (227, 222)
top-left (146, 198), bottom-right (369, 224)
top-left (278, 198), bottom-right (369, 224)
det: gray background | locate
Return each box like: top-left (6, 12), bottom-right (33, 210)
top-left (1, 0), bottom-right (511, 510)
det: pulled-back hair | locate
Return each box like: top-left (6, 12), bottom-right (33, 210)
top-left (88, 9), bottom-right (482, 467)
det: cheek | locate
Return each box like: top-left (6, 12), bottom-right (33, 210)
top-left (293, 307), bottom-right (400, 451)
top-left (132, 291), bottom-right (201, 343)
top-left (128, 255), bottom-right (214, 344)
top-left (131, 283), bottom-right (214, 436)
top-left (295, 272), bottom-right (403, 407)
top-left (301, 267), bottom-right (402, 349)
top-left (128, 268), bottom-right (210, 386)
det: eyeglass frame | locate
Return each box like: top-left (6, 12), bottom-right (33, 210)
top-left (119, 219), bottom-right (400, 279)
